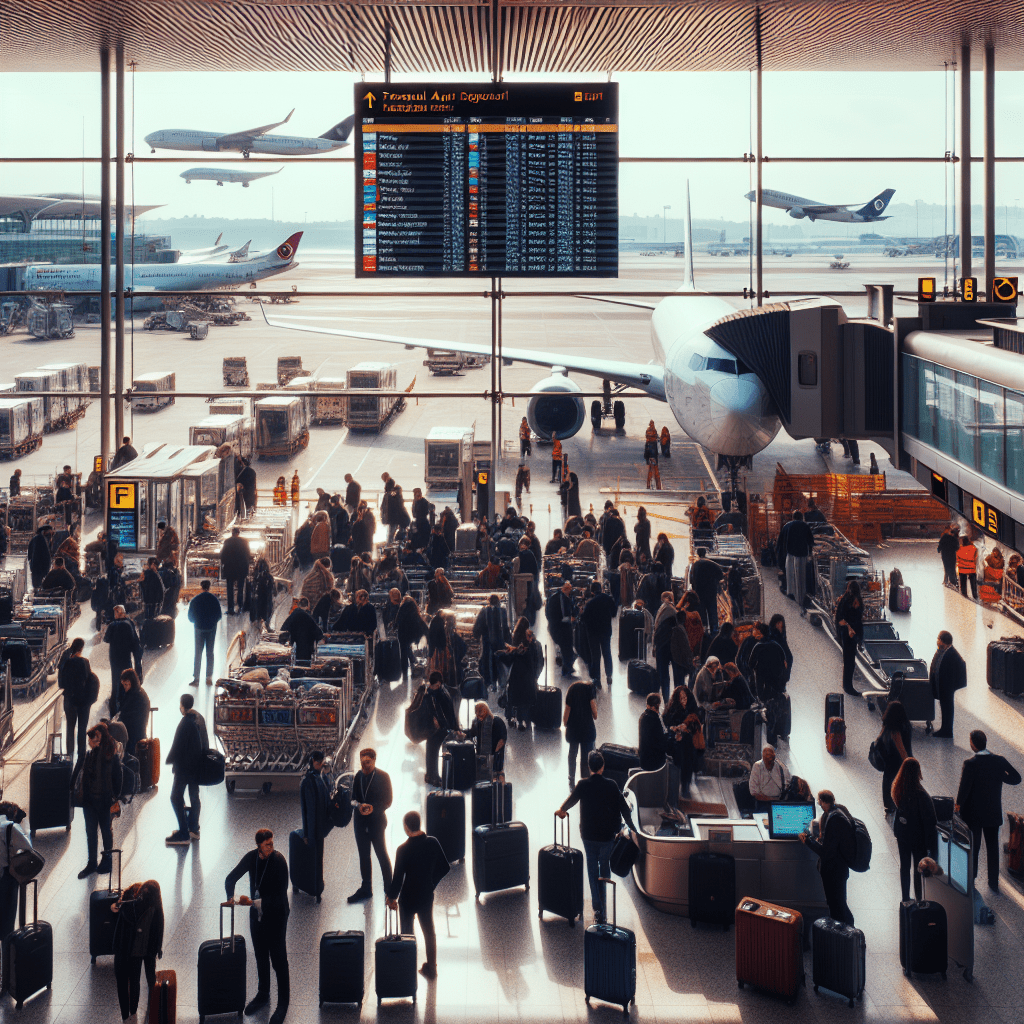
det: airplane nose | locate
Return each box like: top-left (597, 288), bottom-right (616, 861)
top-left (144, 132), bottom-right (158, 144)
top-left (707, 377), bottom-right (778, 455)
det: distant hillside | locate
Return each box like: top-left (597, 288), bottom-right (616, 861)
top-left (139, 216), bottom-right (353, 251)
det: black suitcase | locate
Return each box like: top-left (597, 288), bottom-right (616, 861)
top-left (89, 848), bottom-right (122, 962)
top-left (472, 782), bottom-right (530, 897)
top-left (617, 609), bottom-right (644, 660)
top-left (932, 795), bottom-right (955, 823)
top-left (988, 639), bottom-right (1024, 696)
top-left (29, 733), bottom-right (73, 836)
top-left (687, 850), bottom-right (735, 930)
top-left (2, 638), bottom-right (31, 677)
top-left (426, 754), bottom-right (466, 863)
top-left (197, 902), bottom-right (247, 1022)
top-left (767, 693), bottom-right (791, 743)
top-left (812, 916), bottom-right (866, 1007)
top-left (598, 743), bottom-right (640, 791)
top-left (375, 636), bottom-right (402, 682)
top-left (824, 692), bottom-right (844, 732)
top-left (375, 907), bottom-right (417, 1005)
top-left (532, 685), bottom-right (562, 729)
top-left (289, 827), bottom-right (324, 899)
top-left (143, 614), bottom-right (175, 649)
top-left (880, 668), bottom-right (935, 724)
top-left (538, 813), bottom-right (585, 926)
top-left (472, 778), bottom-right (513, 830)
top-left (899, 899), bottom-right (947, 979)
top-left (627, 659), bottom-right (658, 696)
top-left (319, 930), bottom-right (365, 1007)
top-left (2, 879), bottom-right (52, 1009)
top-left (584, 878), bottom-right (636, 1014)
top-left (443, 738), bottom-right (475, 790)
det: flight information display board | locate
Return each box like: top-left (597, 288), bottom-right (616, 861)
top-left (355, 82), bottom-right (618, 278)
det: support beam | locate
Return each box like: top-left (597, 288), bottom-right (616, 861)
top-left (958, 42), bottom-right (972, 284)
top-left (984, 43), bottom-right (996, 299)
top-left (99, 49), bottom-right (111, 464)
top-left (754, 5), bottom-right (763, 305)
top-left (114, 42), bottom-right (126, 444)
top-left (383, 17), bottom-right (392, 83)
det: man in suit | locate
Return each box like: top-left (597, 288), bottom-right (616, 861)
top-left (955, 729), bottom-right (1022, 891)
top-left (473, 593), bottom-right (511, 689)
top-left (545, 580), bottom-right (577, 678)
top-left (929, 630), bottom-right (967, 738)
top-left (800, 789), bottom-right (855, 925)
top-left (300, 751), bottom-right (331, 901)
top-left (348, 747), bottom-right (393, 903)
top-left (781, 510), bottom-right (815, 615)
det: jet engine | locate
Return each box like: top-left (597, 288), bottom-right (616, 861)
top-left (526, 367), bottom-right (586, 441)
top-left (788, 207), bottom-right (806, 219)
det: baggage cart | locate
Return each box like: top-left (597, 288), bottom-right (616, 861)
top-left (131, 372), bottom-right (175, 411)
top-left (346, 362), bottom-right (403, 433)
top-left (222, 356), bottom-right (248, 386)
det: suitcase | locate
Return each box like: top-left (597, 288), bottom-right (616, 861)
top-left (879, 668), bottom-right (935, 725)
top-left (617, 609), bottom-right (644, 661)
top-left (932, 795), bottom-right (955, 823)
top-left (584, 878), bottom-right (636, 1015)
top-left (766, 693), bottom-right (791, 743)
top-left (2, 880), bottom-right (52, 1009)
top-left (135, 707), bottom-right (161, 791)
top-left (863, 621), bottom-right (899, 642)
top-left (538, 813), bottom-right (584, 926)
top-left (895, 585), bottom-right (912, 612)
top-left (598, 743), bottom-right (641, 791)
top-left (899, 899), bottom-right (947, 978)
top-left (374, 636), bottom-right (401, 682)
top-left (627, 659), bottom-right (658, 696)
top-left (197, 902), bottom-right (247, 1023)
top-left (472, 781), bottom-right (530, 897)
top-left (289, 827), bottom-right (324, 899)
top-left (144, 614), bottom-right (175, 649)
top-left (531, 685), bottom-right (562, 730)
top-left (319, 930), bottom-right (364, 1007)
top-left (863, 639), bottom-right (916, 665)
top-left (29, 732), bottom-right (73, 836)
top-left (472, 777), bottom-right (513, 831)
top-left (148, 969), bottom-right (177, 1024)
top-left (888, 568), bottom-right (904, 612)
top-left (824, 692), bottom-right (845, 732)
top-left (1, 638), bottom-right (31, 677)
top-left (812, 916), bottom-right (865, 1007)
top-left (610, 831), bottom-right (639, 877)
top-left (426, 754), bottom-right (466, 863)
top-left (442, 738), bottom-right (475, 790)
top-left (987, 638), bottom-right (1024, 695)
top-left (1009, 812), bottom-right (1024, 876)
top-left (687, 851), bottom-right (735, 930)
top-left (89, 848), bottom-right (122, 962)
top-left (826, 717), bottom-right (846, 755)
top-left (735, 897), bottom-right (804, 1001)
top-left (375, 907), bottom-right (417, 1005)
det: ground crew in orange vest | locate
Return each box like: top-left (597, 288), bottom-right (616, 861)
top-left (660, 426), bottom-right (671, 459)
top-left (519, 417), bottom-right (532, 459)
top-left (646, 450), bottom-right (661, 490)
top-left (273, 476), bottom-right (288, 505)
top-left (551, 438), bottom-right (563, 483)
top-left (980, 548), bottom-right (1005, 604)
top-left (645, 420), bottom-right (658, 445)
top-left (957, 535), bottom-right (978, 600)
top-left (291, 470), bottom-right (300, 506)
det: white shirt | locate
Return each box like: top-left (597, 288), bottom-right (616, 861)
top-left (749, 758), bottom-right (790, 802)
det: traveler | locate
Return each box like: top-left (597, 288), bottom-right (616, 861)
top-left (720, 662), bottom-right (753, 709)
top-left (300, 557), bottom-right (335, 611)
top-left (515, 463), bottom-right (530, 507)
top-left (460, 702), bottom-right (507, 777)
top-left (59, 637), bottom-right (97, 764)
top-left (550, 437), bottom-right (563, 483)
top-left (645, 445), bottom-right (661, 491)
top-left (891, 758), bottom-right (937, 901)
top-left (575, 528), bottom-right (601, 564)
top-left (474, 593), bottom-right (512, 690)
top-left (688, 495), bottom-right (714, 530)
top-left (749, 746), bottom-right (791, 805)
top-left (660, 426), bottom-right (671, 458)
top-left (112, 879), bottom-right (164, 1022)
top-left (706, 620), bottom-right (738, 666)
top-left (929, 630), bottom-right (967, 738)
top-left (111, 435), bottom-right (138, 469)
top-left (937, 525), bottom-right (960, 589)
top-left (957, 534), bottom-right (979, 599)
top-left (545, 528), bottom-right (569, 556)
top-left (580, 581), bottom-right (616, 686)
top-left (799, 789), bottom-right (855, 926)
top-left (874, 700), bottom-right (912, 814)
top-left (1009, 552), bottom-right (1024, 589)
top-left (280, 597), bottom-right (324, 662)
top-left (273, 476), bottom-right (288, 505)
top-left (344, 473), bottom-right (361, 513)
top-left (564, 676), bottom-right (598, 789)
top-left (769, 613), bottom-right (793, 685)
top-left (834, 581), bottom-right (864, 696)
top-left (225, 829), bottom-right (290, 1024)
top-left (139, 558), bottom-right (164, 619)
top-left (8, 468), bottom-right (20, 497)
top-left (519, 417), bottom-right (532, 458)
top-left (330, 495), bottom-right (351, 546)
top-left (561, 471), bottom-right (581, 518)
top-left (669, 612), bottom-right (694, 689)
top-left (693, 656), bottom-right (724, 706)
top-left (804, 498), bottom-right (826, 525)
top-left (350, 506), bottom-right (375, 559)
top-left (688, 548), bottom-right (724, 635)
top-left (187, 579), bottom-right (222, 686)
top-left (556, 750), bottom-right (637, 924)
top-left (220, 526), bottom-right (252, 615)
top-left (981, 548), bottom-right (1005, 603)
top-left (117, 669), bottom-right (150, 758)
top-left (235, 457), bottom-right (258, 513)
top-left (0, 802), bottom-right (30, 943)
top-left (348, 747), bottom-right (393, 903)
top-left (422, 672), bottom-right (457, 786)
top-left (781, 510), bottom-right (815, 613)
top-left (426, 566), bottom-right (454, 616)
top-left (165, 692), bottom-right (208, 846)
top-left (291, 471), bottom-right (300, 505)
top-left (601, 507), bottom-right (625, 559)
top-left (652, 532), bottom-right (674, 577)
top-left (27, 524), bottom-right (52, 589)
top-left (300, 751), bottom-right (331, 900)
top-left (395, 595), bottom-right (428, 682)
top-left (501, 618), bottom-right (544, 729)
top-left (634, 507), bottom-right (652, 561)
top-left (105, 605), bottom-right (143, 713)
top-left (386, 810), bottom-right (450, 980)
top-left (346, 555), bottom-right (372, 598)
top-left (155, 520), bottom-right (180, 569)
top-left (747, 621), bottom-right (787, 700)
top-left (336, 589), bottom-right (377, 636)
top-left (515, 536), bottom-right (539, 579)
top-left (314, 588), bottom-right (345, 631)
top-left (638, 693), bottom-right (671, 772)
top-left (546, 580), bottom-right (577, 678)
top-left (77, 722), bottom-right (123, 878)
top-left (40, 555), bottom-right (75, 593)
top-left (955, 729), bottom-right (1023, 891)
top-left (653, 592), bottom-right (678, 701)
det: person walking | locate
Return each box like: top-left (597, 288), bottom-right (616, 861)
top-left (957, 534), bottom-right (979, 599)
top-left (77, 722), bottom-right (123, 878)
top-left (300, 751), bottom-right (331, 901)
top-left (688, 548), bottom-right (724, 635)
top-left (104, 605), bottom-right (143, 715)
top-left (344, 473), bottom-right (361, 514)
top-left (781, 510), bottom-right (815, 614)
top-left (395, 595), bottom-right (428, 682)
top-left (386, 810), bottom-right (450, 980)
top-left (59, 637), bottom-right (98, 765)
top-left (874, 700), bottom-right (912, 814)
top-left (220, 526), bottom-right (251, 615)
top-left (546, 580), bottom-right (577, 678)
top-left (474, 593), bottom-right (512, 691)
top-left (580, 581), bottom-right (616, 686)
top-left (747, 620), bottom-right (787, 702)
top-left (633, 507), bottom-right (652, 561)
top-left (564, 677), bottom-right (598, 790)
top-left (515, 463), bottom-right (530, 508)
top-left (501, 618), bottom-right (544, 730)
top-left (273, 477), bottom-right (288, 506)
top-left (139, 557), bottom-right (165, 621)
top-left (116, 669), bottom-right (151, 758)
top-left (226, 829), bottom-right (290, 1024)
top-left (187, 578), bottom-right (222, 686)
top-left (112, 880), bottom-right (164, 1023)
top-left (937, 525), bottom-right (960, 589)
top-left (460, 702), bottom-right (508, 777)
top-left (290, 471), bottom-right (300, 506)
top-left (653, 592), bottom-right (679, 701)
top-left (550, 437), bottom-right (563, 483)
top-left (235, 457), bottom-right (258, 514)
top-left (27, 524), bottom-right (52, 590)
top-left (348, 747), bottom-right (393, 902)
top-left (556, 750), bottom-right (637, 924)
top-left (800, 789), bottom-right (855, 926)
top-left (659, 426), bottom-right (671, 458)
top-left (422, 672), bottom-right (456, 786)
top-left (955, 729), bottom-right (1023, 891)
top-left (929, 630), bottom-right (967, 738)
top-left (891, 758), bottom-right (937, 902)
top-left (165, 693), bottom-right (208, 846)
top-left (835, 580), bottom-right (864, 696)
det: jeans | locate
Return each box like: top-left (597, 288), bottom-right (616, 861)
top-left (193, 626), bottom-right (217, 682)
top-left (226, 577), bottom-right (245, 613)
top-left (65, 701), bottom-right (92, 765)
top-left (399, 898), bottom-right (436, 968)
top-left (841, 631), bottom-right (859, 694)
top-left (786, 554), bottom-right (809, 608)
top-left (655, 646), bottom-right (672, 701)
top-left (567, 737), bottom-right (595, 786)
top-left (353, 815), bottom-right (393, 892)
top-left (582, 839), bottom-right (615, 915)
top-left (114, 951), bottom-right (156, 1018)
top-left (971, 823), bottom-right (1001, 888)
top-left (170, 773), bottom-right (201, 835)
top-left (822, 866), bottom-right (854, 925)
top-left (959, 572), bottom-right (978, 599)
top-left (83, 800), bottom-right (113, 864)
top-left (587, 634), bottom-right (613, 683)
top-left (251, 909), bottom-right (289, 1008)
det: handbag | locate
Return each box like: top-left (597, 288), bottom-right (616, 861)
top-left (5, 824), bottom-right (44, 884)
top-left (404, 685), bottom-right (434, 744)
top-left (198, 748), bottom-right (226, 787)
top-left (868, 739), bottom-right (886, 772)
top-left (328, 780), bottom-right (353, 829)
top-left (610, 829), bottom-right (639, 877)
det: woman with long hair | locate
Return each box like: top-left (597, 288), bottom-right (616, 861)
top-left (634, 507), bottom-right (652, 561)
top-left (662, 684), bottom-right (698, 729)
top-left (768, 613), bottom-right (793, 685)
top-left (835, 580), bottom-right (864, 695)
top-left (500, 616), bottom-right (544, 730)
top-left (876, 700), bottom-right (913, 814)
top-left (891, 757), bottom-right (937, 901)
top-left (112, 879), bottom-right (164, 1022)
top-left (77, 722), bottom-right (123, 879)
top-left (652, 532), bottom-right (674, 577)
top-left (427, 611), bottom-right (465, 719)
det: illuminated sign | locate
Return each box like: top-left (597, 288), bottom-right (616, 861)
top-left (962, 277), bottom-right (977, 302)
top-left (477, 471), bottom-right (489, 486)
top-left (971, 495), bottom-right (999, 537)
top-left (992, 276), bottom-right (1019, 303)
top-left (107, 481), bottom-right (139, 551)
top-left (93, 455), bottom-right (104, 474)
top-left (107, 482), bottom-right (136, 509)
top-left (918, 277), bottom-right (936, 302)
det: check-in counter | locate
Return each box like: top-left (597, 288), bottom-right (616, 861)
top-left (624, 765), bottom-right (829, 924)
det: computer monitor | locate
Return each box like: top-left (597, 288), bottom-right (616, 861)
top-left (768, 802), bottom-right (815, 839)
top-left (935, 829), bottom-right (951, 879)
top-left (949, 837), bottom-right (970, 895)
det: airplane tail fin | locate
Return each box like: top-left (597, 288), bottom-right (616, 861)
top-left (263, 231), bottom-right (302, 265)
top-left (856, 188), bottom-right (895, 219)
top-left (681, 180), bottom-right (696, 291)
top-left (320, 114), bottom-right (356, 143)
top-left (227, 240), bottom-right (251, 263)
top-left (215, 233), bottom-right (223, 246)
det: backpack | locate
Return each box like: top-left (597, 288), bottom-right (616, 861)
top-left (328, 780), bottom-right (353, 829)
top-left (825, 717), bottom-right (846, 755)
top-left (839, 807), bottom-right (872, 872)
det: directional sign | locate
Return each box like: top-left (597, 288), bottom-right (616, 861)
top-left (962, 277), bottom-right (977, 302)
top-left (918, 277), bottom-right (936, 302)
top-left (992, 276), bottom-right (1019, 303)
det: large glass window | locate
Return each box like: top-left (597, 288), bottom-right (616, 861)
top-left (930, 364), bottom-right (955, 455)
top-left (979, 380), bottom-right (1005, 485)
top-left (953, 371), bottom-right (978, 470)
top-left (1007, 391), bottom-right (1024, 496)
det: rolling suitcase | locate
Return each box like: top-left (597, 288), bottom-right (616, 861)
top-left (824, 693), bottom-right (845, 732)
top-left (135, 707), bottom-right (161, 791)
top-left (29, 732), bottom-right (73, 836)
top-left (289, 827), bottom-right (324, 899)
top-left (2, 880), bottom-right (52, 1009)
top-left (880, 667), bottom-right (935, 725)
top-left (826, 717), bottom-right (846, 755)
top-left (319, 930), bottom-right (364, 1007)
top-left (899, 899), bottom-right (947, 979)
top-left (538, 813), bottom-right (584, 926)
top-left (374, 636), bottom-right (401, 682)
top-left (89, 848), bottom-right (122, 962)
top-left (1, 638), bottom-right (31, 677)
top-left (627, 659), bottom-right (658, 696)
top-left (617, 609), bottom-right (644, 660)
top-left (532, 685), bottom-right (562, 729)
top-left (144, 614), bottom-right (175, 649)
top-left (197, 902), bottom-right (247, 1023)
top-left (687, 851), bottom-right (735, 930)
top-left (735, 897), bottom-right (804, 1002)
top-left (987, 638), bottom-right (1024, 695)
top-left (584, 878), bottom-right (636, 1015)
top-left (812, 917), bottom-right (865, 1007)
top-left (766, 693), bottom-right (791, 744)
top-left (375, 907), bottom-right (417, 1005)
top-left (472, 777), bottom-right (512, 831)
top-left (597, 743), bottom-right (641, 791)
top-left (932, 795), bottom-right (955, 823)
top-left (472, 780), bottom-right (530, 898)
top-left (148, 969), bottom-right (177, 1024)
top-left (426, 753), bottom-right (466, 863)
top-left (442, 737), bottom-right (475, 790)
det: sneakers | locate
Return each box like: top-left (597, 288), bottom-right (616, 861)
top-left (244, 992), bottom-right (270, 1015)
top-left (77, 862), bottom-right (97, 879)
top-left (190, 828), bottom-right (201, 841)
top-left (189, 678), bottom-right (199, 687)
top-left (347, 886), bottom-right (372, 903)
top-left (165, 831), bottom-right (190, 846)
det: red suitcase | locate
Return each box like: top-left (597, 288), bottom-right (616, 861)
top-left (735, 897), bottom-right (804, 1002)
top-left (135, 707), bottom-right (160, 790)
top-left (148, 969), bottom-right (177, 1024)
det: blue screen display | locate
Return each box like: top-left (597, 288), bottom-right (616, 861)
top-left (769, 803), bottom-right (815, 837)
top-left (949, 839), bottom-right (970, 894)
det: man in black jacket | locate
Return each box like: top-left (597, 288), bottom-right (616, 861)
top-left (956, 729), bottom-right (1022, 890)
top-left (929, 630), bottom-right (967, 738)
top-left (300, 751), bottom-right (331, 901)
top-left (473, 593), bottom-right (512, 689)
top-left (638, 693), bottom-right (671, 772)
top-left (781, 510), bottom-right (815, 615)
top-left (27, 524), bottom-right (52, 590)
top-left (800, 789), bottom-right (855, 925)
top-left (336, 589), bottom-right (378, 636)
top-left (187, 579), bottom-right (222, 686)
top-left (235, 458), bottom-right (258, 514)
top-left (139, 558), bottom-right (164, 619)
top-left (40, 555), bottom-right (75, 593)
top-left (348, 747), bottom-right (393, 902)
top-left (104, 605), bottom-right (143, 714)
top-left (937, 525), bottom-right (960, 589)
top-left (747, 621), bottom-right (787, 698)
top-left (688, 548), bottom-right (724, 635)
top-left (653, 592), bottom-right (678, 700)
top-left (280, 597), bottom-right (324, 661)
top-left (313, 588), bottom-right (345, 631)
top-left (344, 474), bottom-right (361, 514)
top-left (220, 526), bottom-right (251, 615)
top-left (165, 693), bottom-right (208, 846)
top-left (111, 435), bottom-right (138, 469)
top-left (546, 581), bottom-right (577, 679)
top-left (424, 672), bottom-right (456, 785)
top-left (387, 810), bottom-right (450, 979)
top-left (581, 581), bottom-right (617, 686)
top-left (601, 508), bottom-right (625, 558)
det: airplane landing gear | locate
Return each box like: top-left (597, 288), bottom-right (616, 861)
top-left (216, 181), bottom-right (224, 186)
top-left (242, 149), bottom-right (251, 159)
top-left (592, 380), bottom-right (627, 431)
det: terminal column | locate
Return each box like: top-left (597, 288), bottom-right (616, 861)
top-left (114, 42), bottom-right (126, 444)
top-left (958, 41), bottom-right (972, 284)
top-left (983, 43), bottom-right (996, 300)
top-left (99, 48), bottom-right (111, 465)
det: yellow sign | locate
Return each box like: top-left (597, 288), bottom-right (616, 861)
top-left (107, 482), bottom-right (136, 510)
top-left (971, 496), bottom-right (999, 536)
top-left (365, 91), bottom-right (376, 109)
top-left (94, 455), bottom-right (104, 474)
top-left (918, 277), bottom-right (936, 302)
top-left (962, 277), bottom-right (976, 302)
top-left (992, 276), bottom-right (1019, 302)
top-left (477, 471), bottom-right (489, 486)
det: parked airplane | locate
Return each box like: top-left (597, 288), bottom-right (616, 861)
top-left (178, 239), bottom-right (252, 264)
top-left (182, 167), bottom-right (282, 187)
top-left (745, 187), bottom-right (895, 222)
top-left (145, 111), bottom-right (355, 158)
top-left (178, 234), bottom-right (227, 260)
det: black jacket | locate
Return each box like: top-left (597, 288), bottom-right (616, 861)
top-left (225, 850), bottom-right (289, 919)
top-left (82, 747), bottom-right (123, 807)
top-left (929, 645), bottom-right (967, 700)
top-left (118, 686), bottom-right (151, 756)
top-left (560, 773), bottom-right (636, 842)
top-left (220, 536), bottom-right (252, 580)
top-left (352, 767), bottom-right (393, 826)
top-left (59, 655), bottom-right (94, 708)
top-left (111, 442), bottom-right (138, 469)
top-left (638, 708), bottom-right (670, 771)
top-left (937, 532), bottom-right (960, 561)
top-left (388, 832), bottom-right (450, 907)
top-left (395, 600), bottom-right (428, 647)
top-left (27, 532), bottom-right (51, 578)
top-left (835, 594), bottom-right (864, 643)
top-left (601, 515), bottom-right (625, 554)
top-left (782, 520), bottom-right (815, 558)
top-left (187, 591), bottom-right (223, 632)
top-left (336, 602), bottom-right (378, 636)
top-left (474, 604), bottom-right (511, 648)
top-left (345, 480), bottom-right (361, 510)
top-left (140, 568), bottom-right (165, 604)
top-left (581, 593), bottom-right (616, 640)
top-left (688, 557), bottom-right (724, 598)
top-left (300, 767), bottom-right (331, 841)
top-left (40, 566), bottom-right (75, 592)
top-left (706, 634), bottom-right (738, 666)
top-left (166, 709), bottom-right (208, 779)
top-left (956, 751), bottom-right (1023, 827)
top-left (516, 548), bottom-right (538, 577)
top-left (104, 618), bottom-right (142, 670)
top-left (313, 593), bottom-right (341, 631)
top-left (805, 804), bottom-right (853, 879)
top-left (280, 608), bottom-right (323, 660)
top-left (425, 685), bottom-right (456, 734)
top-left (748, 637), bottom-right (787, 694)
top-left (893, 787), bottom-right (937, 854)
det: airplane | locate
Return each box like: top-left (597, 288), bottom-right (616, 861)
top-left (178, 234), bottom-right (227, 260)
top-left (745, 187), bottom-right (895, 223)
top-left (178, 239), bottom-right (252, 265)
top-left (145, 111), bottom-right (355, 159)
top-left (181, 167), bottom-right (282, 187)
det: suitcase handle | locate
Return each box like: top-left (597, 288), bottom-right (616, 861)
top-left (383, 903), bottom-right (400, 939)
top-left (18, 877), bottom-right (39, 929)
top-left (107, 848), bottom-right (123, 894)
top-left (219, 900), bottom-right (237, 953)
top-left (48, 730), bottom-right (64, 762)
top-left (598, 876), bottom-right (616, 929)
top-left (148, 707), bottom-right (159, 741)
top-left (554, 811), bottom-right (570, 848)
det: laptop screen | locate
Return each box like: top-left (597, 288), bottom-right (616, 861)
top-left (768, 802), bottom-right (815, 839)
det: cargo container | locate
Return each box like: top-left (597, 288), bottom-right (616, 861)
top-left (345, 362), bottom-right (402, 433)
top-left (425, 425), bottom-right (474, 488)
top-left (131, 371), bottom-right (176, 411)
top-left (312, 376), bottom-right (347, 424)
top-left (190, 413), bottom-right (254, 463)
top-left (15, 371), bottom-right (68, 433)
top-left (37, 362), bottom-right (90, 428)
top-left (254, 395), bottom-right (309, 458)
top-left (0, 397), bottom-right (44, 459)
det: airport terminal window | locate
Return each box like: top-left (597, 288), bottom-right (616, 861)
top-left (902, 356), bottom-right (922, 441)
top-left (979, 380), bottom-right (1005, 485)
top-left (1007, 391), bottom-right (1024, 496)
top-left (931, 364), bottom-right (955, 457)
top-left (954, 371), bottom-right (978, 471)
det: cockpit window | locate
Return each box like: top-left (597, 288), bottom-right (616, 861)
top-left (689, 353), bottom-right (704, 371)
top-left (706, 358), bottom-right (737, 374)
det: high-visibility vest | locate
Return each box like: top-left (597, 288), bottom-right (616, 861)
top-left (660, 428), bottom-right (670, 445)
top-left (273, 485), bottom-right (287, 505)
top-left (645, 425), bottom-right (657, 442)
top-left (956, 544), bottom-right (978, 573)
top-left (520, 421), bottom-right (530, 440)
top-left (552, 439), bottom-right (562, 460)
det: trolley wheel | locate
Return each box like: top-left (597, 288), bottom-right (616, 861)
top-left (262, 782), bottom-right (272, 794)
top-left (613, 401), bottom-right (625, 430)
top-left (226, 779), bottom-right (236, 794)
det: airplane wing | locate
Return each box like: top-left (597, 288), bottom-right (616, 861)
top-left (801, 202), bottom-right (869, 214)
top-left (218, 109), bottom-right (295, 146)
top-left (262, 312), bottom-right (665, 399)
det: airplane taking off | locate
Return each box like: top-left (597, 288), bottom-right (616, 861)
top-left (146, 111), bottom-right (355, 158)
top-left (182, 167), bottom-right (282, 187)
top-left (745, 187), bottom-right (895, 222)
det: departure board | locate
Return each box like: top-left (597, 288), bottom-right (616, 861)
top-left (354, 82), bottom-right (618, 278)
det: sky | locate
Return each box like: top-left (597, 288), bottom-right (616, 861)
top-left (3, 69), bottom-right (1024, 227)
